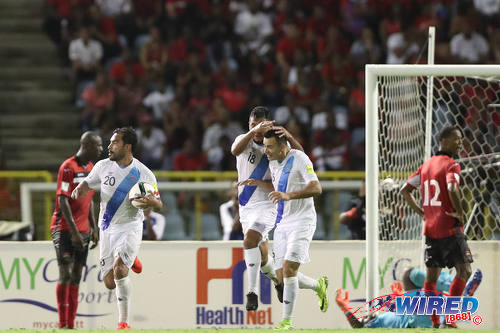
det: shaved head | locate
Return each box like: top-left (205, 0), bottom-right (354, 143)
top-left (80, 131), bottom-right (99, 144)
top-left (78, 131), bottom-right (103, 162)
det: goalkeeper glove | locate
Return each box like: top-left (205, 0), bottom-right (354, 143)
top-left (336, 288), bottom-right (351, 313)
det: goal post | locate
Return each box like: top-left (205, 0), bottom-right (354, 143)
top-left (365, 64), bottom-right (500, 303)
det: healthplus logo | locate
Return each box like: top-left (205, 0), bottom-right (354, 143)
top-left (196, 248), bottom-right (273, 327)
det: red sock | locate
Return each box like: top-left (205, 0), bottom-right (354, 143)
top-left (424, 282), bottom-right (440, 327)
top-left (67, 285), bottom-right (79, 329)
top-left (449, 277), bottom-right (466, 296)
top-left (56, 283), bottom-right (69, 328)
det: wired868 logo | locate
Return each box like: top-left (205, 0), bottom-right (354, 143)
top-left (395, 293), bottom-right (482, 325)
top-left (195, 248), bottom-right (273, 327)
top-left (353, 291), bottom-right (483, 327)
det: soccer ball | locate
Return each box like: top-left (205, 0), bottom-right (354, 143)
top-left (128, 182), bottom-right (155, 209)
top-left (381, 177), bottom-right (395, 190)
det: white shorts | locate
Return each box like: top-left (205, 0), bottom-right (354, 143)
top-left (99, 228), bottom-right (142, 276)
top-left (240, 206), bottom-right (276, 243)
top-left (273, 222), bottom-right (315, 268)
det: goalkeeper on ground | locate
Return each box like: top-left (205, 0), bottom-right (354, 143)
top-left (335, 267), bottom-right (482, 328)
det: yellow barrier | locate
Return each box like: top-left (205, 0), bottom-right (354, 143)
top-left (154, 170), bottom-right (365, 180)
top-left (0, 171), bottom-right (53, 240)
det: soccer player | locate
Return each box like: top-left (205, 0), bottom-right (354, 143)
top-left (263, 129), bottom-right (329, 329)
top-left (71, 127), bottom-right (163, 329)
top-left (400, 126), bottom-right (473, 327)
top-left (51, 131), bottom-right (102, 329)
top-left (231, 106), bottom-right (303, 310)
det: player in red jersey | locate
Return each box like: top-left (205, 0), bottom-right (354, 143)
top-left (51, 131), bottom-right (102, 329)
top-left (400, 126), bottom-right (473, 328)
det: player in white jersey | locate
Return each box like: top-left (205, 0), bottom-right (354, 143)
top-left (232, 106), bottom-right (304, 311)
top-left (72, 127), bottom-right (163, 329)
top-left (263, 129), bottom-right (329, 330)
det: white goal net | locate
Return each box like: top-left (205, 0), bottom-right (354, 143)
top-left (366, 65), bottom-right (500, 300)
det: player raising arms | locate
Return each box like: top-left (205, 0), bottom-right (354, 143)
top-left (51, 131), bottom-right (102, 329)
top-left (263, 129), bottom-right (329, 329)
top-left (400, 126), bottom-right (473, 328)
top-left (232, 106), bottom-right (303, 310)
top-left (72, 127), bottom-right (163, 329)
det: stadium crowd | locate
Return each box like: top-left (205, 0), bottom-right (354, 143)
top-left (42, 0), bottom-right (500, 172)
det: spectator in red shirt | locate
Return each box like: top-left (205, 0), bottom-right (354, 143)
top-left (305, 5), bottom-right (337, 41)
top-left (81, 72), bottom-right (114, 130)
top-left (215, 71), bottom-right (248, 114)
top-left (317, 26), bottom-right (350, 64)
top-left (109, 48), bottom-right (146, 86)
top-left (169, 26), bottom-right (207, 64)
top-left (173, 137), bottom-right (207, 170)
top-left (87, 4), bottom-right (121, 62)
top-left (140, 25), bottom-right (169, 81)
top-left (347, 73), bottom-right (365, 129)
top-left (114, 72), bottom-right (145, 127)
top-left (289, 71), bottom-right (320, 109)
top-left (276, 23), bottom-right (311, 71)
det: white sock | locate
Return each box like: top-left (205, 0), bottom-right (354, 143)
top-left (298, 272), bottom-right (318, 291)
top-left (115, 276), bottom-right (131, 323)
top-left (261, 255), bottom-right (278, 284)
top-left (244, 247), bottom-right (261, 294)
top-left (283, 276), bottom-right (298, 320)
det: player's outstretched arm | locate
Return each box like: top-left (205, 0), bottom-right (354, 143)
top-left (336, 288), bottom-right (364, 328)
top-left (231, 120), bottom-right (275, 156)
top-left (272, 125), bottom-right (304, 152)
top-left (400, 183), bottom-right (424, 218)
top-left (237, 178), bottom-right (274, 191)
top-left (71, 181), bottom-right (90, 200)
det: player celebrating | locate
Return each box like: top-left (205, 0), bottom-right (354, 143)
top-left (263, 129), bottom-right (329, 329)
top-left (51, 131), bottom-right (102, 329)
top-left (400, 126), bottom-right (473, 327)
top-left (231, 106), bottom-right (303, 310)
top-left (72, 127), bottom-right (163, 329)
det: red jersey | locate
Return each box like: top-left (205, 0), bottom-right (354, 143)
top-left (50, 156), bottom-right (94, 232)
top-left (406, 152), bottom-right (462, 238)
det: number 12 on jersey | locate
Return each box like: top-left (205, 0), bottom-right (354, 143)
top-left (423, 179), bottom-right (442, 206)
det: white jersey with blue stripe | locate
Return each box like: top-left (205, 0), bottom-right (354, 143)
top-left (232, 134), bottom-right (274, 213)
top-left (84, 158), bottom-right (159, 233)
top-left (269, 149), bottom-right (318, 226)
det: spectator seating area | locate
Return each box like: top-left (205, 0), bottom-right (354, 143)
top-left (43, 0), bottom-right (500, 173)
